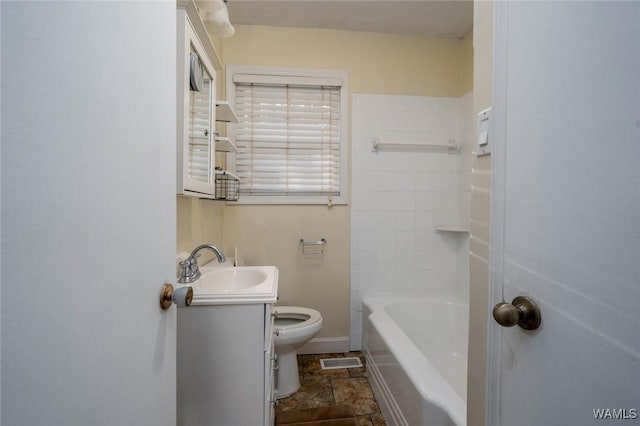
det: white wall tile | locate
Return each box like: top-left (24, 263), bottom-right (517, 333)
top-left (376, 229), bottom-right (396, 250)
top-left (396, 172), bottom-right (416, 191)
top-left (396, 250), bottom-right (416, 270)
top-left (350, 293), bottom-right (363, 318)
top-left (352, 170), bottom-right (377, 192)
top-left (393, 270), bottom-right (416, 290)
top-left (436, 172), bottom-right (460, 191)
top-left (354, 231), bottom-right (377, 251)
top-left (395, 191), bottom-right (416, 211)
top-left (352, 250), bottom-right (378, 271)
top-left (396, 231), bottom-right (416, 250)
top-left (415, 230), bottom-right (437, 250)
top-left (352, 212), bottom-right (378, 232)
top-left (415, 212), bottom-right (439, 232)
top-left (415, 191), bottom-right (438, 211)
top-left (357, 190), bottom-right (378, 212)
top-left (376, 270), bottom-right (398, 291)
top-left (375, 171), bottom-right (397, 191)
top-left (376, 250), bottom-right (396, 269)
top-left (415, 173), bottom-right (441, 191)
top-left (395, 212), bottom-right (415, 231)
top-left (376, 212), bottom-right (396, 229)
top-left (376, 192), bottom-right (397, 211)
top-left (433, 191), bottom-right (457, 212)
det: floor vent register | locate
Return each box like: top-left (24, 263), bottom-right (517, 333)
top-left (319, 357), bottom-right (363, 370)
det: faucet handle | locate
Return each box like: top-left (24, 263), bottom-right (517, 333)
top-left (179, 253), bottom-right (200, 268)
top-left (178, 253), bottom-right (202, 284)
top-left (178, 260), bottom-right (193, 276)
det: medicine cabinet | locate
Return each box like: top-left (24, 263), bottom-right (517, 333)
top-left (176, 5), bottom-right (240, 200)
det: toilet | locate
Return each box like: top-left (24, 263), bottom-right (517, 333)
top-left (273, 306), bottom-right (323, 398)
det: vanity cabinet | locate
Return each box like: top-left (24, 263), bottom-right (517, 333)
top-left (177, 303), bottom-right (276, 426)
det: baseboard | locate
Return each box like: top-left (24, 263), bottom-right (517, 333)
top-left (297, 337), bottom-right (350, 354)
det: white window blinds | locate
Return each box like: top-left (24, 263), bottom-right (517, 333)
top-left (233, 80), bottom-right (342, 198)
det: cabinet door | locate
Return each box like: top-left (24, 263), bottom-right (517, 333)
top-left (186, 52), bottom-right (214, 190)
top-left (177, 14), bottom-right (217, 196)
top-left (177, 304), bottom-right (265, 425)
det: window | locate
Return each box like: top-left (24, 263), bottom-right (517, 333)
top-left (227, 66), bottom-right (348, 204)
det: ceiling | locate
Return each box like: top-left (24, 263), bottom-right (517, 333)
top-left (221, 0), bottom-right (473, 39)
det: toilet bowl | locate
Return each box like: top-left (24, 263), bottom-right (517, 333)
top-left (273, 306), bottom-right (323, 398)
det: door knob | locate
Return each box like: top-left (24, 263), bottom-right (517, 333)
top-left (492, 296), bottom-right (541, 330)
top-left (160, 282), bottom-right (193, 311)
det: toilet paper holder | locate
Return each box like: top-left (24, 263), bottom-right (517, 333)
top-left (299, 238), bottom-right (327, 254)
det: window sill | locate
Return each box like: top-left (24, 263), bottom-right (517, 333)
top-left (225, 195), bottom-right (348, 205)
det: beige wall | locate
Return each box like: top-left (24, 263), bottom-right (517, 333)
top-left (216, 25), bottom-right (472, 340)
top-left (468, 1), bottom-right (493, 425)
top-left (223, 25), bottom-right (469, 97)
top-left (221, 205), bottom-right (350, 337)
top-left (460, 29), bottom-right (474, 95)
top-left (177, 196), bottom-right (225, 263)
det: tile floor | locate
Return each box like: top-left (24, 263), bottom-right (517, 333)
top-left (275, 352), bottom-right (387, 426)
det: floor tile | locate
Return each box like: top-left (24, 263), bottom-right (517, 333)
top-left (357, 415), bottom-right (374, 425)
top-left (331, 377), bottom-right (379, 416)
top-left (276, 376), bottom-right (334, 413)
top-left (369, 410), bottom-right (387, 426)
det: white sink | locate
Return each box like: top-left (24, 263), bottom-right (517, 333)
top-left (188, 265), bottom-right (279, 305)
top-left (198, 268), bottom-right (268, 292)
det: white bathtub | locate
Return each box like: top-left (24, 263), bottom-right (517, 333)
top-left (362, 296), bottom-right (468, 426)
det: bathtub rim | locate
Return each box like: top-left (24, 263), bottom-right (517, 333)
top-left (363, 295), bottom-right (468, 426)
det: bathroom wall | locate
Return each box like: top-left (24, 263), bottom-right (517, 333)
top-left (349, 93), bottom-right (472, 350)
top-left (176, 197), bottom-right (224, 263)
top-left (460, 29), bottom-right (474, 95)
top-left (223, 25), bottom-right (468, 97)
top-left (458, 91), bottom-right (474, 296)
top-left (216, 25), bottom-right (472, 347)
top-left (467, 1), bottom-right (493, 425)
top-left (458, 31), bottom-right (475, 305)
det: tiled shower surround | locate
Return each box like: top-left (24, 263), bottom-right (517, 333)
top-left (350, 93), bottom-right (473, 350)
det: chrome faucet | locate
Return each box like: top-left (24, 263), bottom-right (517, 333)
top-left (178, 244), bottom-right (226, 284)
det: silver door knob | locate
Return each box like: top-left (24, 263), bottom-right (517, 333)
top-left (160, 282), bottom-right (193, 311)
top-left (492, 296), bottom-right (541, 330)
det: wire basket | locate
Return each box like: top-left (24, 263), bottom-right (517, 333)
top-left (215, 172), bottom-right (239, 201)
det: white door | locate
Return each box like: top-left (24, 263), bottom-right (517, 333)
top-left (1, 2), bottom-right (177, 425)
top-left (488, 2), bottom-right (640, 426)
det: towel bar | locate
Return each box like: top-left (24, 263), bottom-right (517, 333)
top-left (371, 137), bottom-right (459, 154)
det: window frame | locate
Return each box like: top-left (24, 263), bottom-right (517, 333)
top-left (226, 65), bottom-right (349, 205)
